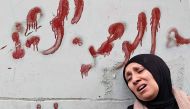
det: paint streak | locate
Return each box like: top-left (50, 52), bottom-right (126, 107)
top-left (166, 28), bottom-right (190, 48)
top-left (150, 7), bottom-right (161, 54)
top-left (36, 104), bottom-right (41, 109)
top-left (80, 64), bottom-right (92, 78)
top-left (71, 0), bottom-right (84, 24)
top-left (12, 32), bottom-right (25, 59)
top-left (72, 37), bottom-right (83, 46)
top-left (0, 45), bottom-right (7, 50)
top-left (42, 0), bottom-right (69, 55)
top-left (25, 36), bottom-right (40, 51)
top-left (53, 102), bottom-right (58, 109)
top-left (89, 22), bottom-right (125, 58)
top-left (116, 12), bottom-right (147, 69)
top-left (25, 7), bottom-right (42, 36)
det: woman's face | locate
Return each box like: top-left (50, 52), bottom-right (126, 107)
top-left (124, 62), bottom-right (159, 101)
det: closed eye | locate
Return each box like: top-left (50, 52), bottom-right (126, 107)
top-left (138, 68), bottom-right (144, 73)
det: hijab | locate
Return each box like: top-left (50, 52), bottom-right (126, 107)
top-left (123, 54), bottom-right (179, 109)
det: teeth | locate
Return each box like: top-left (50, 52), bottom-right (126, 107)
top-left (138, 84), bottom-right (146, 91)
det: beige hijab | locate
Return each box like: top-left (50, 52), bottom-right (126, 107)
top-left (133, 87), bottom-right (190, 109)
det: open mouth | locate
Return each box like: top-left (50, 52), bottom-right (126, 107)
top-left (137, 84), bottom-right (147, 92)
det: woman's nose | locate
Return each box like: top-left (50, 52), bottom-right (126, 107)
top-left (132, 77), bottom-right (141, 85)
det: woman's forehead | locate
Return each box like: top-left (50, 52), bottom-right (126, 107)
top-left (126, 62), bottom-right (143, 69)
top-left (125, 62), bottom-right (144, 73)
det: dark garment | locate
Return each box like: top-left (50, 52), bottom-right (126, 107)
top-left (123, 54), bottom-right (179, 109)
top-left (127, 104), bottom-right (133, 109)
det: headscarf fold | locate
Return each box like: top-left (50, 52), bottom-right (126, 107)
top-left (123, 54), bottom-right (179, 109)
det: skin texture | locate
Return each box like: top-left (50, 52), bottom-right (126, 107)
top-left (124, 62), bottom-right (159, 101)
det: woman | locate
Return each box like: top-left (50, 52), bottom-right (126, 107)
top-left (123, 54), bottom-right (190, 109)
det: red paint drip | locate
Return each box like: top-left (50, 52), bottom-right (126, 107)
top-left (71, 0), bottom-right (84, 24)
top-left (25, 36), bottom-right (40, 51)
top-left (116, 12), bottom-right (147, 69)
top-left (80, 64), bottom-right (92, 78)
top-left (166, 28), bottom-right (190, 48)
top-left (42, 0), bottom-right (69, 55)
top-left (25, 7), bottom-right (42, 36)
top-left (53, 102), bottom-right (58, 109)
top-left (12, 32), bottom-right (25, 59)
top-left (150, 7), bottom-right (161, 54)
top-left (36, 104), bottom-right (41, 109)
top-left (72, 37), bottom-right (83, 46)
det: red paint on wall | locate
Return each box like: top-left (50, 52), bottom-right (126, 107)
top-left (71, 0), bottom-right (84, 24)
top-left (150, 7), bottom-right (161, 54)
top-left (166, 28), bottom-right (190, 48)
top-left (53, 102), bottom-right (58, 109)
top-left (89, 46), bottom-right (97, 57)
top-left (108, 22), bottom-right (125, 42)
top-left (25, 7), bottom-right (42, 36)
top-left (116, 12), bottom-right (147, 69)
top-left (72, 37), bottom-right (83, 46)
top-left (25, 36), bottom-right (40, 51)
top-left (36, 104), bottom-right (41, 109)
top-left (57, 0), bottom-right (69, 19)
top-left (80, 64), bottom-right (92, 78)
top-left (12, 32), bottom-right (20, 43)
top-left (96, 40), bottom-right (113, 56)
top-left (42, 0), bottom-right (69, 55)
top-left (12, 32), bottom-right (25, 59)
top-left (15, 22), bottom-right (24, 33)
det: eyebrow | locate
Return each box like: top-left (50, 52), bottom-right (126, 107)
top-left (125, 71), bottom-right (132, 77)
top-left (133, 66), bottom-right (143, 71)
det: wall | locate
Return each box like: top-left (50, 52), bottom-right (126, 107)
top-left (0, 0), bottom-right (190, 108)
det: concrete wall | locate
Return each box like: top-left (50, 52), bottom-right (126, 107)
top-left (0, 0), bottom-right (190, 108)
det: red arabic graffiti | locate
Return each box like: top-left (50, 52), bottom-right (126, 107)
top-left (71, 0), bottom-right (84, 24)
top-left (25, 7), bottom-right (42, 36)
top-left (116, 12), bottom-right (147, 69)
top-left (72, 37), bottom-right (83, 46)
top-left (83, 22), bottom-right (125, 78)
top-left (41, 0), bottom-right (84, 55)
top-left (150, 7), bottom-right (161, 54)
top-left (25, 36), bottom-right (40, 51)
top-left (166, 28), bottom-right (190, 48)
